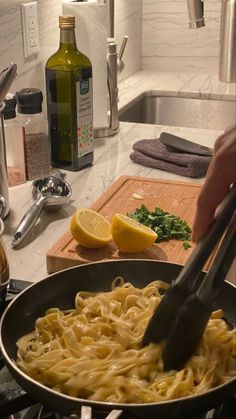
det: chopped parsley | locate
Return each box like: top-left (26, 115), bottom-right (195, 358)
top-left (128, 204), bottom-right (192, 248)
top-left (183, 241), bottom-right (192, 250)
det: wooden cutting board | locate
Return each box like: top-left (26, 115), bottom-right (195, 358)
top-left (47, 176), bottom-right (205, 274)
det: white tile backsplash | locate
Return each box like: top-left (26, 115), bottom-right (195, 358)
top-left (142, 0), bottom-right (222, 74)
top-left (0, 0), bottom-right (142, 96)
top-left (0, 0), bottom-right (228, 102)
top-left (0, 0), bottom-right (62, 94)
top-left (115, 0), bottom-right (142, 81)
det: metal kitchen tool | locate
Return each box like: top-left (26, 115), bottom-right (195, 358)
top-left (0, 198), bottom-right (10, 311)
top-left (143, 183), bottom-right (236, 370)
top-left (1, 259), bottom-right (236, 418)
top-left (0, 63), bottom-right (17, 104)
top-left (0, 102), bottom-right (10, 219)
top-left (0, 63), bottom-right (17, 219)
top-left (160, 132), bottom-right (213, 156)
top-left (0, 196), bottom-right (5, 220)
top-left (11, 173), bottom-right (72, 248)
top-left (163, 209), bottom-right (236, 371)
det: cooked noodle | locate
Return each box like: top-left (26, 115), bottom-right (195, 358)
top-left (16, 279), bottom-right (236, 403)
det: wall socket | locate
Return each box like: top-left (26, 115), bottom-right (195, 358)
top-left (21, 2), bottom-right (40, 58)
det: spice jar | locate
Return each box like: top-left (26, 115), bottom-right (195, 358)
top-left (16, 88), bottom-right (51, 181)
top-left (3, 94), bottom-right (26, 187)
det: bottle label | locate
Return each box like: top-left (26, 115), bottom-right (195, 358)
top-left (45, 67), bottom-right (93, 170)
top-left (76, 77), bottom-right (94, 157)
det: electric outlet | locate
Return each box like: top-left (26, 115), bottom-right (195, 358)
top-left (21, 2), bottom-right (40, 58)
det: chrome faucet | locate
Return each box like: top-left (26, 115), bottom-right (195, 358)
top-left (187, 0), bottom-right (236, 83)
top-left (94, 0), bottom-right (128, 138)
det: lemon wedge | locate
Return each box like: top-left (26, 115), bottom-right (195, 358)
top-left (111, 213), bottom-right (157, 253)
top-left (70, 208), bottom-right (112, 248)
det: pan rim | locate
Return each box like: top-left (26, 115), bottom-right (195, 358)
top-left (1, 353), bottom-right (236, 409)
top-left (0, 259), bottom-right (235, 410)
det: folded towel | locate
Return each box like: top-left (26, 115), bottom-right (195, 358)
top-left (130, 139), bottom-right (211, 178)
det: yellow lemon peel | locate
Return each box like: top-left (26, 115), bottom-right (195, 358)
top-left (111, 213), bottom-right (157, 253)
top-left (71, 208), bottom-right (112, 248)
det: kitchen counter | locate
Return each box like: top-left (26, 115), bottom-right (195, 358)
top-left (118, 70), bottom-right (236, 109)
top-left (1, 71), bottom-right (236, 284)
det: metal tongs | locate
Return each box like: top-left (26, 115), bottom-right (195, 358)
top-left (0, 63), bottom-right (17, 103)
top-left (143, 184), bottom-right (236, 371)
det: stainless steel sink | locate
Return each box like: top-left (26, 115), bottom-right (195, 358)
top-left (119, 94), bottom-right (236, 130)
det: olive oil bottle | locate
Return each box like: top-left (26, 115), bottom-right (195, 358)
top-left (45, 15), bottom-right (94, 171)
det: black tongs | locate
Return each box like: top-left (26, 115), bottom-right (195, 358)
top-left (143, 184), bottom-right (236, 371)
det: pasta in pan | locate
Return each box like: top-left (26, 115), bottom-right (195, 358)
top-left (16, 279), bottom-right (236, 403)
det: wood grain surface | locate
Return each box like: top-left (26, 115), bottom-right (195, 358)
top-left (46, 176), bottom-right (204, 274)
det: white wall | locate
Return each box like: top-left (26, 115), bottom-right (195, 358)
top-left (0, 0), bottom-right (62, 94)
top-left (0, 0), bottom-right (223, 96)
top-left (116, 0), bottom-right (142, 82)
top-left (0, 0), bottom-right (142, 95)
top-left (142, 0), bottom-right (222, 74)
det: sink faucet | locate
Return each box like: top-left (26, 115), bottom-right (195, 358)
top-left (187, 0), bottom-right (236, 83)
top-left (94, 0), bottom-right (128, 138)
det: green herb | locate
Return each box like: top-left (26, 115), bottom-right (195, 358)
top-left (128, 204), bottom-right (192, 243)
top-left (183, 241), bottom-right (192, 250)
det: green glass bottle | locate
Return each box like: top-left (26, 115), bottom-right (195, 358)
top-left (45, 15), bottom-right (94, 171)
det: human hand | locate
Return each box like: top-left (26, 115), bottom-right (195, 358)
top-left (192, 125), bottom-right (236, 242)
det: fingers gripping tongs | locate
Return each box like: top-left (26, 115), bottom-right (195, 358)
top-left (143, 184), bottom-right (236, 371)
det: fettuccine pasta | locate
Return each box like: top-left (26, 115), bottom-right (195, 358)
top-left (16, 279), bottom-right (236, 403)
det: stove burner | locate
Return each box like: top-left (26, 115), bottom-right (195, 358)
top-left (0, 279), bottom-right (31, 370)
top-left (3, 397), bottom-right (236, 419)
top-left (17, 405), bottom-right (120, 419)
top-left (6, 405), bottom-right (122, 419)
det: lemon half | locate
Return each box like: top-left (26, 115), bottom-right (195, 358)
top-left (111, 213), bottom-right (157, 253)
top-left (71, 208), bottom-right (112, 248)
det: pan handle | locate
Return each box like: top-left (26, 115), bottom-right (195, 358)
top-left (11, 196), bottom-right (47, 248)
top-left (71, 406), bottom-right (123, 419)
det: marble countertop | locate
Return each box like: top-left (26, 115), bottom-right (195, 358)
top-left (1, 71), bottom-right (235, 284)
top-left (118, 70), bottom-right (236, 110)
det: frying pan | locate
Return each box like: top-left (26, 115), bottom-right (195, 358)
top-left (0, 215), bottom-right (10, 315)
top-left (0, 260), bottom-right (235, 418)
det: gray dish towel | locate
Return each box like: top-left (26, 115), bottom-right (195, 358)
top-left (130, 139), bottom-right (211, 178)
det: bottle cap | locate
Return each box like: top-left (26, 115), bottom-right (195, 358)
top-left (16, 88), bottom-right (43, 114)
top-left (59, 15), bottom-right (75, 29)
top-left (3, 93), bottom-right (17, 120)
